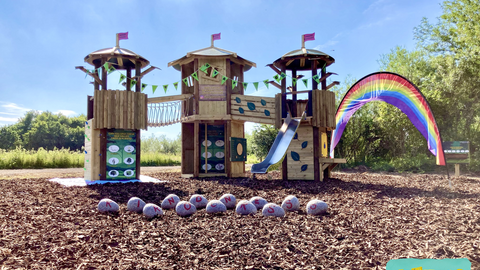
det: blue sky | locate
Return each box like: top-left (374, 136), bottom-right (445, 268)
top-left (0, 0), bottom-right (443, 139)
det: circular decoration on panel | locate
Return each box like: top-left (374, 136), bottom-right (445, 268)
top-left (202, 152), bottom-right (212, 158)
top-left (215, 140), bottom-right (224, 147)
top-left (124, 169), bottom-right (135, 177)
top-left (202, 140), bottom-right (212, 147)
top-left (202, 164), bottom-right (213, 170)
top-left (215, 151), bottom-right (225, 158)
top-left (108, 170), bottom-right (119, 178)
top-left (124, 157), bottom-right (135, 165)
top-left (108, 157), bottom-right (120, 165)
top-left (237, 143), bottom-right (243, 155)
top-left (108, 145), bottom-right (120, 153)
top-left (215, 164), bottom-right (225, 170)
top-left (124, 145), bottom-right (135, 153)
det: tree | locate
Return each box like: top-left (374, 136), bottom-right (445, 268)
top-left (250, 124), bottom-right (278, 161)
top-left (0, 125), bottom-right (20, 150)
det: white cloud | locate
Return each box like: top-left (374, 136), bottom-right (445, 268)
top-left (0, 116), bottom-right (18, 122)
top-left (0, 102), bottom-right (31, 125)
top-left (54, 110), bottom-right (77, 116)
top-left (314, 33), bottom-right (342, 51)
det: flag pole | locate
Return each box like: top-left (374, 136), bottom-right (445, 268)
top-left (211, 35), bottom-right (214, 47)
top-left (301, 35), bottom-right (305, 49)
top-left (116, 33), bottom-right (119, 47)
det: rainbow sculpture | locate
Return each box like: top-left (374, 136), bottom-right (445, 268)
top-left (330, 72), bottom-right (446, 165)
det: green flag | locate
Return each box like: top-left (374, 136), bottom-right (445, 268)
top-left (182, 77), bottom-right (189, 86)
top-left (232, 80), bottom-right (238, 89)
top-left (322, 63), bottom-right (326, 73)
top-left (142, 83), bottom-right (147, 92)
top-left (103, 62), bottom-right (109, 70)
top-left (130, 80), bottom-right (137, 89)
top-left (163, 85), bottom-right (168, 93)
top-left (107, 66), bottom-right (115, 75)
top-left (152, 85), bottom-right (158, 93)
top-left (204, 63), bottom-right (211, 69)
top-left (312, 74), bottom-right (320, 84)
top-left (273, 74), bottom-right (281, 83)
top-left (253, 82), bottom-right (259, 91)
top-left (211, 69), bottom-right (219, 78)
top-left (119, 74), bottom-right (127, 84)
top-left (242, 82), bottom-right (248, 90)
top-left (191, 72), bottom-right (199, 81)
top-left (221, 76), bottom-right (228, 85)
top-left (280, 72), bottom-right (286, 79)
top-left (302, 79), bottom-right (308, 88)
top-left (263, 79), bottom-right (269, 89)
top-left (292, 78), bottom-right (297, 87)
top-left (200, 64), bottom-right (208, 74)
top-left (173, 82), bottom-right (179, 90)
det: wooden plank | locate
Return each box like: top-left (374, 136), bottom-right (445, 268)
top-left (93, 91), bottom-right (99, 129)
top-left (148, 94), bottom-right (194, 104)
top-left (226, 59), bottom-right (232, 114)
top-left (313, 126), bottom-right (320, 181)
top-left (122, 90), bottom-right (127, 129)
top-left (199, 101), bottom-right (226, 115)
top-left (136, 129), bottom-right (141, 177)
top-left (225, 122), bottom-right (231, 177)
top-left (231, 95), bottom-right (276, 103)
top-left (99, 128), bottom-right (107, 179)
top-left (144, 93), bottom-right (148, 130)
top-left (230, 109), bottom-right (275, 118)
top-left (194, 121), bottom-right (200, 177)
top-left (115, 90), bottom-right (121, 128)
top-left (287, 173), bottom-right (315, 180)
top-left (132, 91), bottom-right (137, 129)
top-left (103, 90), bottom-right (108, 129)
top-left (275, 94), bottom-right (282, 129)
top-left (319, 158), bottom-right (347, 163)
top-left (92, 121), bottom-right (101, 180)
top-left (231, 104), bottom-right (276, 114)
top-left (194, 59), bottom-right (199, 115)
top-left (231, 115), bottom-right (275, 125)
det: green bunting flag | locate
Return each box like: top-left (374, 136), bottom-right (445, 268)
top-left (211, 69), bottom-right (219, 78)
top-left (163, 85), bottom-right (168, 93)
top-left (312, 74), bottom-right (320, 84)
top-left (273, 74), bottom-right (281, 83)
top-left (191, 72), bottom-right (199, 81)
top-left (322, 63), bottom-right (326, 73)
top-left (107, 67), bottom-right (115, 75)
top-left (142, 83), bottom-right (147, 92)
top-left (232, 80), bottom-right (238, 89)
top-left (292, 78), bottom-right (297, 87)
top-left (253, 82), bottom-right (259, 91)
top-left (263, 79), bottom-right (269, 89)
top-left (302, 79), bottom-right (308, 88)
top-left (200, 64), bottom-right (208, 74)
top-left (182, 77), bottom-right (189, 86)
top-left (103, 62), bottom-right (109, 70)
top-left (242, 82), bottom-right (248, 90)
top-left (280, 72), bottom-right (287, 79)
top-left (221, 76), bottom-right (228, 85)
top-left (119, 74), bottom-right (127, 84)
top-left (204, 63), bottom-right (211, 69)
top-left (152, 85), bottom-right (158, 94)
top-left (130, 80), bottom-right (137, 89)
top-left (173, 82), bottom-right (179, 90)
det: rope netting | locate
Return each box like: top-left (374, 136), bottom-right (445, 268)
top-left (147, 97), bottom-right (192, 127)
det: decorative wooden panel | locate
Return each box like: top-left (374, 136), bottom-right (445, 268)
top-left (231, 95), bottom-right (276, 125)
top-left (287, 125), bottom-right (315, 180)
top-left (94, 90), bottom-right (147, 130)
top-left (312, 90), bottom-right (336, 129)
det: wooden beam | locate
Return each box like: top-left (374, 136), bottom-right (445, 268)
top-left (326, 81), bottom-right (340, 90)
top-left (75, 66), bottom-right (102, 86)
top-left (194, 59), bottom-right (199, 115)
top-left (148, 94), bottom-right (193, 104)
top-left (194, 121), bottom-right (199, 177)
top-left (269, 81), bottom-right (282, 90)
top-left (138, 66), bottom-right (159, 79)
top-left (226, 59), bottom-right (232, 115)
top-left (267, 64), bottom-right (282, 75)
top-left (135, 61), bottom-right (141, 92)
top-left (318, 72), bottom-right (337, 83)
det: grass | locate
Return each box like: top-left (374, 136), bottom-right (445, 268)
top-left (0, 148), bottom-right (182, 169)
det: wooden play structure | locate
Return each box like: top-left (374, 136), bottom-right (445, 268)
top-left (78, 34), bottom-right (345, 181)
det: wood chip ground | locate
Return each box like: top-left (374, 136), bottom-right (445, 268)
top-left (0, 171), bottom-right (479, 269)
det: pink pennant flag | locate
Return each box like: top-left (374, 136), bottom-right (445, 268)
top-left (118, 32), bottom-right (129, 40)
top-left (304, 33), bottom-right (315, 41)
top-left (212, 33), bottom-right (221, 41)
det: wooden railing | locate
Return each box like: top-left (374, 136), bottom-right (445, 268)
top-left (147, 94), bottom-right (193, 127)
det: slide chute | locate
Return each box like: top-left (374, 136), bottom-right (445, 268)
top-left (330, 72), bottom-right (446, 165)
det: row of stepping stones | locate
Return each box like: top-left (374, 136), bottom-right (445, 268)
top-left (98, 194), bottom-right (328, 218)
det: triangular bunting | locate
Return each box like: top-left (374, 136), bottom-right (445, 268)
top-left (232, 80), bottom-right (238, 89)
top-left (302, 79), bottom-right (308, 88)
top-left (182, 77), bottom-right (189, 86)
top-left (253, 82), bottom-right (259, 90)
top-left (280, 72), bottom-right (286, 79)
top-left (103, 62), bottom-right (109, 70)
top-left (204, 63), bottom-right (211, 69)
top-left (200, 64), bottom-right (208, 74)
top-left (242, 82), bottom-right (248, 90)
top-left (191, 72), bottom-right (199, 81)
top-left (173, 82), bottom-right (179, 90)
top-left (141, 83), bottom-right (147, 91)
top-left (119, 74), bottom-right (127, 84)
top-left (163, 85), bottom-right (168, 93)
top-left (273, 74), bottom-right (281, 83)
top-left (107, 67), bottom-right (115, 75)
top-left (152, 85), bottom-right (158, 94)
top-left (292, 78), bottom-right (297, 87)
top-left (130, 80), bottom-right (137, 89)
top-left (312, 74), bottom-right (320, 84)
top-left (263, 79), bottom-right (269, 89)
top-left (211, 69), bottom-right (219, 78)
top-left (322, 63), bottom-right (326, 73)
top-left (221, 76), bottom-right (228, 85)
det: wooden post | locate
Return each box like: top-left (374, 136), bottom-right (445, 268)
top-left (239, 65), bottom-right (245, 95)
top-left (194, 59), bottom-right (199, 115)
top-left (94, 63), bottom-right (100, 90)
top-left (135, 61), bottom-right (141, 93)
top-left (312, 60), bottom-right (318, 90)
top-left (87, 95), bottom-right (94, 120)
top-left (281, 65), bottom-right (288, 181)
top-left (292, 69), bottom-right (297, 117)
top-left (455, 163), bottom-right (460, 177)
top-left (205, 124), bottom-right (208, 173)
top-left (321, 63), bottom-right (327, 90)
top-left (136, 130), bottom-right (141, 178)
top-left (100, 128), bottom-right (107, 179)
top-left (225, 121), bottom-right (231, 177)
top-left (194, 121), bottom-right (200, 177)
top-left (226, 59), bottom-right (232, 115)
top-left (313, 127), bottom-right (320, 181)
top-left (101, 60), bottom-right (108, 90)
top-left (126, 68), bottom-right (131, 91)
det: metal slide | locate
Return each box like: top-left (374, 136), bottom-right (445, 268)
top-left (251, 112), bottom-right (304, 174)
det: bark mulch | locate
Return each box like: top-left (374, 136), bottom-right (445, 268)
top-left (0, 172), bottom-right (479, 269)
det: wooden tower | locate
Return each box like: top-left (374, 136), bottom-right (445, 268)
top-left (270, 36), bottom-right (344, 181)
top-left (168, 39), bottom-right (256, 178)
top-left (77, 34), bottom-right (154, 181)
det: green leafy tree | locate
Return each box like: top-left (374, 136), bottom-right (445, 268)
top-left (250, 124), bottom-right (278, 161)
top-left (0, 125), bottom-right (21, 150)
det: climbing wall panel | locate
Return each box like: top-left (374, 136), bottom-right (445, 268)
top-left (287, 125), bottom-right (315, 180)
